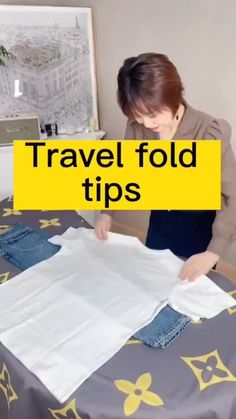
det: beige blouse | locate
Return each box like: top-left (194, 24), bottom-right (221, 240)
top-left (102, 103), bottom-right (236, 258)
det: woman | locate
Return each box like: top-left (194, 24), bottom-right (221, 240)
top-left (95, 53), bottom-right (236, 281)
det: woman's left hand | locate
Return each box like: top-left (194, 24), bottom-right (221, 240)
top-left (179, 251), bottom-right (220, 281)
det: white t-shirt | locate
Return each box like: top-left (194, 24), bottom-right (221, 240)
top-left (0, 227), bottom-right (234, 402)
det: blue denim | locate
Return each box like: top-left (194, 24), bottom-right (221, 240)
top-left (134, 305), bottom-right (191, 348)
top-left (0, 223), bottom-right (61, 270)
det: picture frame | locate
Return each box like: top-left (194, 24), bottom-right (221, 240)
top-left (0, 5), bottom-right (99, 134)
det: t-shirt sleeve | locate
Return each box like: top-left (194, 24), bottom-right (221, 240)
top-left (205, 118), bottom-right (236, 257)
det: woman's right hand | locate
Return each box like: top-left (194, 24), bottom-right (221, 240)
top-left (95, 214), bottom-right (112, 240)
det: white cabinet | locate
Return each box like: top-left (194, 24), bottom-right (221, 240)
top-left (0, 146), bottom-right (14, 201)
top-left (0, 131), bottom-right (105, 226)
top-left (54, 131), bottom-right (105, 141)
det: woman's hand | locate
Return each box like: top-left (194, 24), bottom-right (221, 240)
top-left (95, 214), bottom-right (112, 240)
top-left (179, 251), bottom-right (220, 281)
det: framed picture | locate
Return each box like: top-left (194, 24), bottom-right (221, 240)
top-left (0, 5), bottom-right (99, 133)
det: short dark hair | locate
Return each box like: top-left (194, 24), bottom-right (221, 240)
top-left (117, 53), bottom-right (184, 119)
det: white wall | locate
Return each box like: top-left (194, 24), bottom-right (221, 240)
top-left (79, 0), bottom-right (236, 153)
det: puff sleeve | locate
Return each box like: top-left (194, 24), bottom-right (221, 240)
top-left (205, 119), bottom-right (236, 258)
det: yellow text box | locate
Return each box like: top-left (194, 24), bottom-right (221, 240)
top-left (14, 140), bottom-right (221, 210)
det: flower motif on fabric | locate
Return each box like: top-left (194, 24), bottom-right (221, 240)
top-left (0, 363), bottom-right (18, 409)
top-left (125, 339), bottom-right (142, 345)
top-left (48, 399), bottom-right (81, 419)
top-left (227, 290), bottom-right (236, 315)
top-left (39, 218), bottom-right (61, 229)
top-left (0, 225), bottom-right (11, 234)
top-left (2, 208), bottom-right (22, 217)
top-left (191, 319), bottom-right (202, 324)
top-left (114, 372), bottom-right (164, 416)
top-left (0, 271), bottom-right (10, 284)
top-left (182, 350), bottom-right (236, 391)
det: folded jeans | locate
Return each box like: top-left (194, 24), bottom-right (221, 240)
top-left (133, 304), bottom-right (191, 348)
top-left (0, 223), bottom-right (61, 270)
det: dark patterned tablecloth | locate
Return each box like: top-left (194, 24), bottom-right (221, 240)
top-left (0, 196), bottom-right (236, 419)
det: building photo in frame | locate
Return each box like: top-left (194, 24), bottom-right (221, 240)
top-left (0, 6), bottom-right (99, 133)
